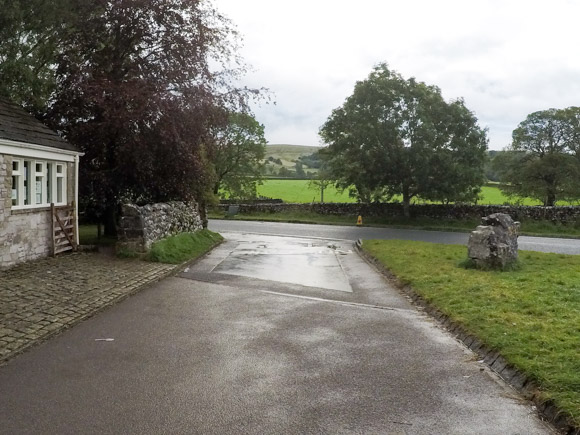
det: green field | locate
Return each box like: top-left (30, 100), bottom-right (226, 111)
top-left (257, 179), bottom-right (546, 205)
top-left (259, 179), bottom-right (354, 203)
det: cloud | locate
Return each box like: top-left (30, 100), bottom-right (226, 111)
top-left (215, 0), bottom-right (580, 149)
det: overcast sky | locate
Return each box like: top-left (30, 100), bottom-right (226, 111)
top-left (213, 0), bottom-right (580, 150)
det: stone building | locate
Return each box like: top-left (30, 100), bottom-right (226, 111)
top-left (0, 98), bottom-right (82, 269)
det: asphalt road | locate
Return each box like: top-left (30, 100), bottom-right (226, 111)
top-left (209, 219), bottom-right (580, 255)
top-left (0, 233), bottom-right (554, 434)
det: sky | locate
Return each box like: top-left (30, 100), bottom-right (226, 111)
top-left (212, 0), bottom-right (580, 150)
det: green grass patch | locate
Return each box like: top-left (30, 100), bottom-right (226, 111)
top-left (478, 186), bottom-right (541, 206)
top-left (256, 179), bottom-right (549, 205)
top-left (258, 179), bottom-right (580, 206)
top-left (258, 179), bottom-right (355, 203)
top-left (147, 230), bottom-right (223, 264)
top-left (78, 225), bottom-right (117, 246)
top-left (362, 239), bottom-right (580, 424)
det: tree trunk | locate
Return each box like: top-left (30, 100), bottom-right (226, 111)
top-left (402, 186), bottom-right (411, 218)
top-left (545, 191), bottom-right (556, 207)
top-left (402, 197), bottom-right (411, 218)
top-left (320, 185), bottom-right (324, 203)
top-left (199, 200), bottom-right (208, 229)
top-left (102, 205), bottom-right (117, 237)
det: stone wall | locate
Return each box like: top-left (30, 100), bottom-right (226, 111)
top-left (117, 201), bottom-right (203, 251)
top-left (0, 153), bottom-right (52, 269)
top-left (215, 202), bottom-right (580, 224)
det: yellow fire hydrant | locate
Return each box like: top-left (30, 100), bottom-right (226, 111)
top-left (357, 215), bottom-right (363, 226)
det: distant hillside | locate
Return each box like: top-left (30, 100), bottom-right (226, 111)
top-left (263, 144), bottom-right (322, 177)
top-left (265, 144), bottom-right (320, 164)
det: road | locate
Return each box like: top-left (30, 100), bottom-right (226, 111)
top-left (209, 219), bottom-right (580, 255)
top-left (0, 232), bottom-right (555, 434)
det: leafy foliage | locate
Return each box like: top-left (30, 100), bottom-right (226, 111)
top-left (319, 64), bottom-right (488, 214)
top-left (298, 152), bottom-right (323, 169)
top-left (1, 0), bottom-right (261, 234)
top-left (308, 167), bottom-right (334, 203)
top-left (211, 112), bottom-right (266, 199)
top-left (0, 0), bottom-right (74, 111)
top-left (493, 108), bottom-right (580, 206)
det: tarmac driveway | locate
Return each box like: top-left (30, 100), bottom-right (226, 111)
top-left (0, 233), bottom-right (554, 434)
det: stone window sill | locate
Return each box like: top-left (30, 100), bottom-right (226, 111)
top-left (10, 206), bottom-right (52, 215)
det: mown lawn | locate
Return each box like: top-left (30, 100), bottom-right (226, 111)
top-left (362, 239), bottom-right (580, 425)
top-left (257, 180), bottom-right (546, 205)
top-left (258, 179), bottom-right (355, 203)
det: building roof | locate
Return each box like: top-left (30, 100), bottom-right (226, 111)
top-left (0, 98), bottom-right (79, 153)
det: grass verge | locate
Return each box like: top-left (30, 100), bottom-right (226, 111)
top-left (209, 210), bottom-right (580, 238)
top-left (146, 230), bottom-right (223, 264)
top-left (362, 239), bottom-right (580, 426)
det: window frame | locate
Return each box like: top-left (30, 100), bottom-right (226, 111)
top-left (11, 157), bottom-right (68, 210)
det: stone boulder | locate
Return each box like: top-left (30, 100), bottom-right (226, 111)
top-left (467, 213), bottom-right (520, 269)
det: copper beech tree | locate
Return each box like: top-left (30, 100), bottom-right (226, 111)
top-left (1, 0), bottom-right (261, 234)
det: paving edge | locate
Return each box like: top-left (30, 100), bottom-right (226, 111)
top-left (0, 238), bottom-right (225, 368)
top-left (355, 239), bottom-right (580, 435)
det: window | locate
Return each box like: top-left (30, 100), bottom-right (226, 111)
top-left (11, 160), bottom-right (20, 206)
top-left (11, 158), bottom-right (67, 209)
top-left (56, 164), bottom-right (65, 204)
top-left (23, 160), bottom-right (31, 205)
top-left (35, 162), bottom-right (45, 205)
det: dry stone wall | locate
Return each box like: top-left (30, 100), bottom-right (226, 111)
top-left (118, 201), bottom-right (203, 251)
top-left (216, 202), bottom-right (580, 224)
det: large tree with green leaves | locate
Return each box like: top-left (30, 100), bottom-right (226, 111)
top-left (0, 0), bottom-right (74, 111)
top-left (319, 63), bottom-right (488, 216)
top-left (493, 108), bottom-right (580, 206)
top-left (210, 112), bottom-right (266, 199)
top-left (1, 0), bottom-right (260, 234)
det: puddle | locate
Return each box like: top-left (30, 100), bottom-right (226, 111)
top-left (212, 238), bottom-right (353, 292)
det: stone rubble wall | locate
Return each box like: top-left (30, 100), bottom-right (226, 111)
top-left (118, 201), bottom-right (203, 251)
top-left (0, 153), bottom-right (52, 269)
top-left (215, 202), bottom-right (580, 224)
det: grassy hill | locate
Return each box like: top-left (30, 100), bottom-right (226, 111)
top-left (264, 144), bottom-right (321, 168)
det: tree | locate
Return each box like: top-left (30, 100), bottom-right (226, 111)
top-left (298, 152), bottom-right (322, 169)
top-left (27, 0), bottom-right (256, 234)
top-left (210, 112), bottom-right (266, 199)
top-left (319, 63), bottom-right (488, 216)
top-left (278, 166), bottom-right (293, 177)
top-left (308, 166), bottom-right (333, 203)
top-left (493, 108), bottom-right (580, 206)
top-left (0, 0), bottom-right (74, 111)
top-left (294, 161), bottom-right (305, 178)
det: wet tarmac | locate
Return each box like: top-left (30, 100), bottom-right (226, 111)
top-left (209, 219), bottom-right (580, 255)
top-left (210, 235), bottom-right (353, 292)
top-left (0, 232), bottom-right (557, 434)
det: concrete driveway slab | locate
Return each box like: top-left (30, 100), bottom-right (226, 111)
top-left (210, 235), bottom-right (352, 292)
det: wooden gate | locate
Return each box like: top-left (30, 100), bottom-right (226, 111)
top-left (51, 202), bottom-right (77, 256)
